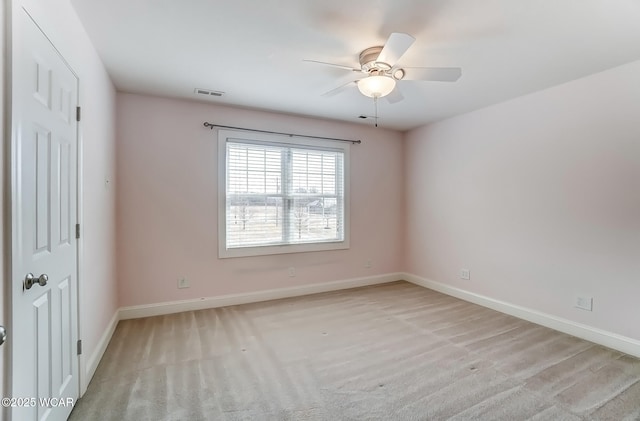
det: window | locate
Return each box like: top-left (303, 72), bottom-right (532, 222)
top-left (218, 129), bottom-right (350, 258)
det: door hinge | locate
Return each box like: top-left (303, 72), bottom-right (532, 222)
top-left (76, 106), bottom-right (81, 122)
top-left (75, 224), bottom-right (80, 239)
top-left (77, 340), bottom-right (82, 355)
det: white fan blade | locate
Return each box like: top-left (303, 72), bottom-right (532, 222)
top-left (376, 32), bottom-right (415, 67)
top-left (385, 87), bottom-right (404, 104)
top-left (322, 80), bottom-right (357, 97)
top-left (303, 59), bottom-right (361, 72)
top-left (401, 67), bottom-right (462, 82)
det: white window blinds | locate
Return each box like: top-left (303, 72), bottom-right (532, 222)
top-left (219, 131), bottom-right (349, 257)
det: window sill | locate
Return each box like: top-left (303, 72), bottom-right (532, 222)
top-left (218, 240), bottom-right (349, 259)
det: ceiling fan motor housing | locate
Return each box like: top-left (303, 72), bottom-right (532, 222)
top-left (359, 46), bottom-right (391, 72)
top-left (359, 46), bottom-right (405, 81)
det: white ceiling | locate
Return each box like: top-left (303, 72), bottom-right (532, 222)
top-left (70, 0), bottom-right (640, 131)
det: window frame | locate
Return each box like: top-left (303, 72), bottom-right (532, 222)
top-left (218, 129), bottom-right (350, 258)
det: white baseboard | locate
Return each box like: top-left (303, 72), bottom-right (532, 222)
top-left (81, 310), bottom-right (119, 395)
top-left (119, 272), bottom-right (403, 320)
top-left (403, 273), bottom-right (640, 359)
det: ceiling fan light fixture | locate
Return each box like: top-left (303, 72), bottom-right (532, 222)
top-left (357, 74), bottom-right (396, 98)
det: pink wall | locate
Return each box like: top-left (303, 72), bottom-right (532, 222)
top-left (116, 93), bottom-right (404, 307)
top-left (17, 0), bottom-right (118, 385)
top-left (404, 59), bottom-right (640, 341)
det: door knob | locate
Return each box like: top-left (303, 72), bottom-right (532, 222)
top-left (24, 273), bottom-right (48, 290)
top-left (0, 325), bottom-right (6, 346)
top-left (38, 274), bottom-right (48, 286)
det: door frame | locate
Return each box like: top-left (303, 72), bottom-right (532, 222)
top-left (5, 1), bottom-right (84, 414)
top-left (2, 1), bottom-right (10, 420)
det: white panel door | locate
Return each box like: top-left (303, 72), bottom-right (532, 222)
top-left (11, 8), bottom-right (79, 421)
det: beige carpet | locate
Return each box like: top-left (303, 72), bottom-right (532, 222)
top-left (70, 281), bottom-right (640, 420)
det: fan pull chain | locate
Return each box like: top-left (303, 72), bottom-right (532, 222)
top-left (374, 95), bottom-right (379, 128)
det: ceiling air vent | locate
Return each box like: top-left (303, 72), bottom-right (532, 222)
top-left (194, 88), bottom-right (224, 97)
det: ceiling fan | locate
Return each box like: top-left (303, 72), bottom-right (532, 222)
top-left (305, 32), bottom-right (462, 104)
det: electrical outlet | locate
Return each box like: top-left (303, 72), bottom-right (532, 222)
top-left (575, 296), bottom-right (593, 311)
top-left (365, 259), bottom-right (372, 268)
top-left (460, 269), bottom-right (471, 280)
top-left (288, 267), bottom-right (296, 277)
top-left (178, 278), bottom-right (190, 289)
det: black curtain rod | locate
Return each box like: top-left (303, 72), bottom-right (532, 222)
top-left (203, 122), bottom-right (361, 145)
